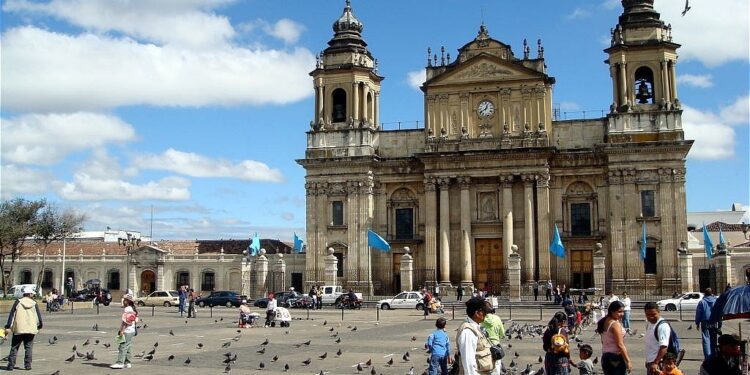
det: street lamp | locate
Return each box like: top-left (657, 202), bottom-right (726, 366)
top-left (118, 232), bottom-right (141, 293)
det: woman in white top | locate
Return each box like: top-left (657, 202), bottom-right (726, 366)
top-left (265, 293), bottom-right (277, 327)
top-left (621, 292), bottom-right (632, 333)
top-left (111, 294), bottom-right (138, 369)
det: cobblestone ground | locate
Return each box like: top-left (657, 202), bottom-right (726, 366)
top-left (1, 303), bottom-right (744, 374)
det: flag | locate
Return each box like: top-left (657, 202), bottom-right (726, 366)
top-left (703, 222), bottom-right (714, 259)
top-left (293, 233), bottom-right (304, 253)
top-left (249, 232), bottom-right (261, 256)
top-left (640, 221), bottom-right (647, 261)
top-left (719, 223), bottom-right (727, 247)
top-left (367, 229), bottom-right (391, 252)
top-left (549, 224), bottom-right (565, 258)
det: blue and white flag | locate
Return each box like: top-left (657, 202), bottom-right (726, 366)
top-left (249, 232), bottom-right (261, 256)
top-left (367, 229), bottom-right (391, 252)
top-left (640, 221), bottom-right (647, 261)
top-left (293, 233), bottom-right (304, 253)
top-left (703, 222), bottom-right (714, 259)
top-left (549, 224), bottom-right (565, 258)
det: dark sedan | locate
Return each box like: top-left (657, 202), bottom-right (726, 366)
top-left (69, 288), bottom-right (112, 306)
top-left (253, 291), bottom-right (303, 308)
top-left (195, 291), bottom-right (246, 308)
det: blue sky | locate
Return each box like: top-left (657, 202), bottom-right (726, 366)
top-left (1, 0), bottom-right (748, 240)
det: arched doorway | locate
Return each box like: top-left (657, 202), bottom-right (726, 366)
top-left (140, 270), bottom-right (156, 294)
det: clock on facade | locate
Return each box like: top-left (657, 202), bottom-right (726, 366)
top-left (477, 100), bottom-right (495, 118)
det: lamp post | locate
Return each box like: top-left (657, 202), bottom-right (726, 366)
top-left (118, 232), bottom-right (141, 293)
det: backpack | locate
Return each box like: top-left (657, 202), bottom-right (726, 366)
top-left (654, 320), bottom-right (682, 356)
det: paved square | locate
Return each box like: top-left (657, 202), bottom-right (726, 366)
top-left (1, 303), bottom-right (743, 374)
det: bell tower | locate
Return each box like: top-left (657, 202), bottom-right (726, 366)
top-left (605, 0), bottom-right (683, 140)
top-left (306, 0), bottom-right (383, 157)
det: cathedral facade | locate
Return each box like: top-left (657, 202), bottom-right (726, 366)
top-left (298, 0), bottom-right (692, 296)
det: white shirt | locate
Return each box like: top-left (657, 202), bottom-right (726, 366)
top-left (457, 318), bottom-right (481, 375)
top-left (622, 297), bottom-right (631, 311)
top-left (645, 318), bottom-right (670, 362)
top-left (266, 299), bottom-right (277, 311)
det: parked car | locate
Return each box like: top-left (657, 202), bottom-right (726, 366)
top-left (288, 295), bottom-right (314, 309)
top-left (657, 292), bottom-right (704, 311)
top-left (377, 291), bottom-right (425, 310)
top-left (70, 287), bottom-right (113, 306)
top-left (2, 284), bottom-right (39, 299)
top-left (253, 291), bottom-right (302, 308)
top-left (135, 290), bottom-right (180, 307)
top-left (196, 291), bottom-right (246, 308)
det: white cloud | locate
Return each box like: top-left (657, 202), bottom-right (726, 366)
top-left (654, 0), bottom-right (749, 67)
top-left (265, 19), bottom-right (305, 44)
top-left (76, 148), bottom-right (131, 180)
top-left (678, 74), bottom-right (713, 88)
top-left (1, 26), bottom-right (315, 112)
top-left (720, 96), bottom-right (749, 126)
top-left (1, 112), bottom-right (136, 165)
top-left (602, 0), bottom-right (621, 10)
top-left (3, 0), bottom-right (236, 49)
top-left (407, 70), bottom-right (426, 90)
top-left (682, 106), bottom-right (735, 160)
top-left (0, 164), bottom-right (55, 199)
top-left (567, 8), bottom-right (591, 19)
top-left (559, 102), bottom-right (581, 111)
top-left (60, 173), bottom-right (191, 201)
top-left (134, 148), bottom-right (284, 183)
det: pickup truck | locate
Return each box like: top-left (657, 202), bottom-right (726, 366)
top-left (320, 285), bottom-right (362, 306)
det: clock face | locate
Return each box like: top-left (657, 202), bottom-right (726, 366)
top-left (477, 100), bottom-right (495, 118)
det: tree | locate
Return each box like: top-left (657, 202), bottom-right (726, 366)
top-left (33, 203), bottom-right (86, 290)
top-left (0, 198), bottom-right (46, 294)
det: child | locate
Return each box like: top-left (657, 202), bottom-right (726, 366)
top-left (425, 317), bottom-right (452, 375)
top-left (570, 344), bottom-right (595, 375)
top-left (659, 352), bottom-right (683, 375)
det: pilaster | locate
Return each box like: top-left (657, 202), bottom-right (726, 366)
top-left (438, 177), bottom-right (451, 283)
top-left (536, 173), bottom-right (551, 280)
top-left (424, 178), bottom-right (438, 274)
top-left (522, 174), bottom-right (536, 282)
top-left (459, 176), bottom-right (473, 284)
top-left (500, 175), bottom-right (514, 269)
top-left (593, 244), bottom-right (606, 299)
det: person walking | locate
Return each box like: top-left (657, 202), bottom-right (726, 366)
top-left (425, 317), bottom-right (452, 375)
top-left (644, 302), bottom-right (669, 375)
top-left (543, 311), bottom-right (571, 375)
top-left (480, 301), bottom-right (505, 375)
top-left (110, 293), bottom-right (138, 369)
top-left (423, 288), bottom-right (432, 317)
top-left (695, 288), bottom-right (718, 359)
top-left (621, 292), bottom-right (632, 334)
top-left (187, 288), bottom-right (197, 318)
top-left (177, 286), bottom-right (186, 315)
top-left (596, 300), bottom-right (632, 375)
top-left (315, 285), bottom-right (323, 309)
top-left (457, 286), bottom-right (464, 302)
top-left (4, 286), bottom-right (43, 371)
top-left (309, 285), bottom-right (318, 309)
top-left (456, 297), bottom-right (494, 374)
top-left (546, 280), bottom-right (553, 301)
top-left (533, 281), bottom-right (539, 301)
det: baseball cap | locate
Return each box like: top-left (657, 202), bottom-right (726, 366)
top-left (718, 334), bottom-right (742, 346)
top-left (22, 286), bottom-right (36, 295)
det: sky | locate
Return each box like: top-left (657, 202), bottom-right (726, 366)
top-left (1, 0), bottom-right (748, 241)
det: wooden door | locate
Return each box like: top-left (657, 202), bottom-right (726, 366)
top-left (475, 238), bottom-right (503, 289)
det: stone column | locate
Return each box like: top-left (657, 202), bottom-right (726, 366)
top-left (400, 247), bottom-right (414, 293)
top-left (157, 263), bottom-right (164, 291)
top-left (618, 63), bottom-right (627, 107)
top-left (438, 177), bottom-right (451, 284)
top-left (459, 176), bottom-right (473, 285)
top-left (374, 92), bottom-right (380, 128)
top-left (362, 85), bottom-right (369, 124)
top-left (669, 61), bottom-right (678, 102)
top-left (352, 82), bottom-right (359, 122)
top-left (254, 249), bottom-right (269, 299)
top-left (536, 173), bottom-right (551, 280)
top-left (522, 174), bottom-right (536, 281)
top-left (593, 243), bottom-right (606, 299)
top-left (715, 251), bottom-right (732, 290)
top-left (424, 178), bottom-right (438, 275)
top-left (273, 254), bottom-right (287, 292)
top-left (501, 175), bottom-right (514, 270)
top-left (677, 243), bottom-right (693, 293)
top-left (508, 245), bottom-right (521, 301)
top-left (241, 257), bottom-right (252, 298)
top-left (660, 60), bottom-right (670, 103)
top-left (324, 248), bottom-right (338, 286)
top-left (129, 263), bottom-right (137, 295)
top-left (346, 181), bottom-right (359, 282)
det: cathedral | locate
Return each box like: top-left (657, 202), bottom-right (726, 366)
top-left (298, 0), bottom-right (692, 296)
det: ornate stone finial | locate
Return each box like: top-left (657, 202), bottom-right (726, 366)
top-left (524, 123), bottom-right (530, 132)
top-left (433, 53), bottom-right (437, 66)
top-left (446, 53), bottom-right (451, 64)
top-left (476, 24), bottom-right (490, 40)
top-left (220, 246), bottom-right (224, 254)
top-left (523, 39), bottom-right (530, 59)
top-left (537, 39), bottom-right (544, 58)
top-left (677, 241), bottom-right (688, 254)
top-left (327, 247), bottom-right (335, 256)
top-left (277, 253), bottom-right (284, 259)
top-left (594, 243), bottom-right (603, 256)
top-left (440, 46), bottom-right (445, 66)
top-left (427, 47), bottom-right (432, 67)
top-left (510, 244), bottom-right (519, 255)
top-left (259, 248), bottom-right (267, 256)
top-left (404, 246), bottom-right (411, 254)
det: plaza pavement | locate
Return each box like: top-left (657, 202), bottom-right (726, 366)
top-left (1, 302), bottom-right (744, 374)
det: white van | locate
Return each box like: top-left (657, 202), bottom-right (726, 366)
top-left (7, 284), bottom-right (39, 298)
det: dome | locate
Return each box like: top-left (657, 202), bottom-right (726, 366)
top-left (332, 0), bottom-right (363, 34)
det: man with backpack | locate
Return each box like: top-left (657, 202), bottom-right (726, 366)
top-left (644, 301), bottom-right (682, 375)
top-left (695, 288), bottom-right (719, 359)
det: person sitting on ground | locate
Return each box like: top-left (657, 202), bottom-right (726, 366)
top-left (699, 333), bottom-right (742, 375)
top-left (658, 352), bottom-right (683, 375)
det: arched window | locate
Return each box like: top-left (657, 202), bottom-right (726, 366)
top-left (201, 271), bottom-right (215, 291)
top-left (634, 66), bottom-right (655, 104)
top-left (332, 88), bottom-right (347, 122)
top-left (42, 269), bottom-right (53, 289)
top-left (175, 271), bottom-right (190, 290)
top-left (365, 91), bottom-right (373, 124)
top-left (20, 270), bottom-right (32, 285)
top-left (107, 270), bottom-right (121, 290)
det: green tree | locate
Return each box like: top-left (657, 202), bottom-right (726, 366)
top-left (33, 203), bottom-right (86, 290)
top-left (0, 198), bottom-right (46, 294)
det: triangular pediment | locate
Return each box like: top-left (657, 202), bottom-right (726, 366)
top-left (425, 54), bottom-right (547, 87)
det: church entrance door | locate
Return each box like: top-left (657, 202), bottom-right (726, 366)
top-left (140, 270), bottom-right (156, 294)
top-left (475, 238), bottom-right (504, 293)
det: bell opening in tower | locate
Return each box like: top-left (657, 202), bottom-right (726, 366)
top-left (634, 66), bottom-right (655, 104)
top-left (332, 88), bottom-right (347, 122)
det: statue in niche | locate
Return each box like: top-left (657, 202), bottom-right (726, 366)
top-left (450, 112), bottom-right (458, 134)
top-left (513, 107), bottom-right (521, 131)
top-left (461, 126), bottom-right (469, 139)
top-left (480, 194), bottom-right (497, 221)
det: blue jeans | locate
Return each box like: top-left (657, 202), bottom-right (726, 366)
top-left (700, 325), bottom-right (718, 359)
top-left (178, 299), bottom-right (185, 313)
top-left (622, 311), bottom-right (631, 330)
top-left (428, 353), bottom-right (448, 375)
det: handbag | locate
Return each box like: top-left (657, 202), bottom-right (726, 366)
top-left (490, 343), bottom-right (505, 361)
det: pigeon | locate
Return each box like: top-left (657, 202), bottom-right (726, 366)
top-left (335, 337), bottom-right (341, 344)
top-left (153, 342), bottom-right (159, 348)
top-left (319, 371), bottom-right (325, 375)
top-left (387, 358), bottom-right (393, 366)
top-left (144, 354), bottom-right (154, 361)
top-left (85, 351), bottom-right (96, 360)
top-left (366, 358), bottom-right (372, 367)
top-left (92, 324), bottom-right (98, 331)
top-left (82, 338), bottom-right (90, 346)
top-left (508, 343), bottom-right (512, 348)
top-left (319, 352), bottom-right (328, 360)
top-left (521, 364), bottom-right (532, 375)
top-left (402, 353), bottom-right (410, 362)
top-left (261, 338), bottom-right (269, 346)
top-left (259, 361), bottom-right (265, 370)
top-left (185, 320), bottom-right (188, 324)
top-left (370, 366), bottom-right (376, 375)
top-left (169, 329), bottom-right (175, 336)
top-left (688, 324), bottom-right (693, 330)
top-left (142, 324), bottom-right (148, 329)
top-left (49, 337), bottom-right (56, 345)
top-left (329, 327), bottom-right (335, 332)
top-left (304, 340), bottom-right (312, 346)
top-left (65, 354), bottom-right (75, 363)
top-left (224, 365), bottom-right (231, 374)
top-left (593, 356), bottom-right (599, 365)
top-left (357, 363), bottom-right (364, 372)
top-left (222, 341), bottom-right (232, 348)
top-left (284, 364), bottom-right (290, 371)
top-left (681, 0), bottom-right (691, 16)
top-left (257, 347), bottom-right (266, 354)
top-left (336, 348), bottom-right (342, 356)
top-left (220, 317), bottom-right (224, 321)
top-left (51, 371), bottom-right (61, 375)
top-left (302, 358), bottom-right (312, 366)
top-left (197, 343), bottom-right (203, 349)
top-left (76, 351), bottom-right (85, 358)
top-left (323, 320), bottom-right (327, 325)
top-left (232, 335), bottom-right (242, 342)
top-left (94, 339), bottom-right (100, 345)
top-left (147, 348), bottom-right (156, 355)
top-left (184, 357), bottom-right (191, 365)
top-left (53, 335), bottom-right (58, 341)
top-left (168, 355), bottom-right (175, 361)
top-left (407, 367), bottom-right (414, 375)
top-left (411, 336), bottom-right (417, 341)
top-left (510, 360), bottom-right (517, 368)
top-left (538, 356), bottom-right (543, 363)
top-left (515, 352), bottom-right (520, 358)
top-left (103, 343), bottom-right (111, 348)
top-left (351, 326), bottom-right (357, 331)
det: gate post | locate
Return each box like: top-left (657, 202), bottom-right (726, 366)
top-left (254, 249), bottom-right (269, 299)
top-left (274, 254), bottom-right (287, 292)
top-left (714, 248), bottom-right (733, 291)
top-left (324, 248), bottom-right (338, 286)
top-left (400, 247), bottom-right (414, 293)
top-left (593, 243), bottom-right (606, 299)
top-left (677, 242), bottom-right (693, 293)
top-left (508, 245), bottom-right (521, 302)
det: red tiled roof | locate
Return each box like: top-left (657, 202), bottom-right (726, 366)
top-left (701, 222), bottom-right (748, 232)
